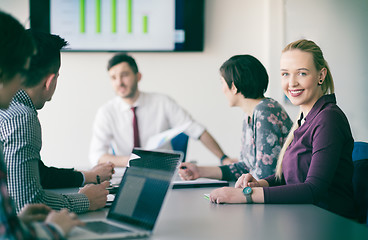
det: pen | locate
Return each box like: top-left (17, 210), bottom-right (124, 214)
top-left (203, 194), bottom-right (210, 200)
top-left (96, 175), bottom-right (101, 184)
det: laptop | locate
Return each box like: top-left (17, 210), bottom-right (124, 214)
top-left (129, 149), bottom-right (229, 189)
top-left (69, 166), bottom-right (174, 239)
top-left (104, 149), bottom-right (184, 207)
top-left (129, 148), bottom-right (184, 173)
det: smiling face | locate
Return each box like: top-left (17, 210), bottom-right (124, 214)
top-left (280, 49), bottom-right (326, 115)
top-left (109, 62), bottom-right (141, 103)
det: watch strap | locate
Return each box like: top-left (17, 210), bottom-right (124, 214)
top-left (243, 187), bottom-right (253, 203)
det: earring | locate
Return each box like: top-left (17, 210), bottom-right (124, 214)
top-left (318, 80), bottom-right (323, 86)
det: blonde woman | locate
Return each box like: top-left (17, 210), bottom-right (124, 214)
top-left (209, 39), bottom-right (355, 219)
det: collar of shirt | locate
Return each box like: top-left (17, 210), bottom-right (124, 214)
top-left (13, 90), bottom-right (38, 115)
top-left (115, 92), bottom-right (146, 111)
top-left (298, 112), bottom-right (305, 127)
top-left (296, 93), bottom-right (336, 131)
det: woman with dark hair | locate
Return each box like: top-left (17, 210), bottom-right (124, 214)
top-left (0, 10), bottom-right (83, 239)
top-left (179, 54), bottom-right (292, 181)
top-left (209, 39), bottom-right (355, 219)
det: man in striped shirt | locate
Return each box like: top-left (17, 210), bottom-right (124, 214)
top-left (0, 30), bottom-right (110, 213)
top-left (0, 10), bottom-right (83, 239)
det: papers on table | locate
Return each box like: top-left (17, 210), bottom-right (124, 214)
top-left (172, 178), bottom-right (229, 189)
top-left (145, 122), bottom-right (192, 150)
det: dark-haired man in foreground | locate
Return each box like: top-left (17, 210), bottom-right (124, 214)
top-left (0, 30), bottom-right (111, 214)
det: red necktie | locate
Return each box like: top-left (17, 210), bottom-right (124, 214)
top-left (131, 107), bottom-right (141, 148)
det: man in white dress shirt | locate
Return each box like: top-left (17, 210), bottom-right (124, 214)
top-left (89, 53), bottom-right (235, 167)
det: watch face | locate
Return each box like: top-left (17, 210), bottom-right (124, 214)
top-left (243, 187), bottom-right (252, 194)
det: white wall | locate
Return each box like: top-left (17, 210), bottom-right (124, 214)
top-left (283, 0), bottom-right (368, 143)
top-left (1, 0), bottom-right (367, 170)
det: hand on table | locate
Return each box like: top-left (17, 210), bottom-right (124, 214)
top-left (209, 187), bottom-right (246, 204)
top-left (178, 162), bottom-right (200, 180)
top-left (45, 209), bottom-right (84, 235)
top-left (79, 181), bottom-right (110, 210)
top-left (18, 204), bottom-right (51, 224)
top-left (235, 173), bottom-right (260, 188)
top-left (89, 162), bottom-right (115, 182)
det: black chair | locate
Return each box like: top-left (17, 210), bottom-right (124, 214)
top-left (352, 141), bottom-right (368, 224)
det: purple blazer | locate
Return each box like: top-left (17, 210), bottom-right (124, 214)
top-left (263, 94), bottom-right (355, 218)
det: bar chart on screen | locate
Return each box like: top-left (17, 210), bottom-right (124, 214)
top-left (50, 0), bottom-right (175, 51)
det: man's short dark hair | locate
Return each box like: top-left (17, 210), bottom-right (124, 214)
top-left (25, 30), bottom-right (68, 88)
top-left (0, 11), bottom-right (35, 82)
top-left (107, 53), bottom-right (139, 73)
top-left (220, 55), bottom-right (269, 99)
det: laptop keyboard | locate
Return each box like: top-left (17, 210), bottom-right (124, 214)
top-left (81, 221), bottom-right (132, 234)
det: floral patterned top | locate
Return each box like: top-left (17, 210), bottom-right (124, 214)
top-left (220, 98), bottom-right (292, 180)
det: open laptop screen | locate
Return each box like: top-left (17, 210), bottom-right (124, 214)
top-left (108, 167), bottom-right (172, 230)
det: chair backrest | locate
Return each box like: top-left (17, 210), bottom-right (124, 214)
top-left (170, 133), bottom-right (189, 162)
top-left (352, 141), bottom-right (368, 161)
top-left (352, 141), bottom-right (368, 224)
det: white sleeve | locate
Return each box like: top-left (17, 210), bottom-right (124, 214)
top-left (89, 108), bottom-right (113, 166)
top-left (185, 121), bottom-right (206, 139)
top-left (163, 95), bottom-right (205, 139)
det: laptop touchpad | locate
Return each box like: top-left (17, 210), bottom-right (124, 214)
top-left (81, 221), bottom-right (132, 234)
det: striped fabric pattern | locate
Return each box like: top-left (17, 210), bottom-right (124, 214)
top-left (0, 90), bottom-right (89, 214)
top-left (0, 150), bottom-right (65, 239)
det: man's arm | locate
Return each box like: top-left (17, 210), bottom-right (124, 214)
top-left (8, 159), bottom-right (90, 214)
top-left (81, 162), bottom-right (115, 183)
top-left (3, 115), bottom-right (90, 213)
top-left (199, 130), bottom-right (224, 159)
top-left (162, 95), bottom-right (236, 165)
top-left (38, 160), bottom-right (84, 189)
top-left (199, 130), bottom-right (237, 164)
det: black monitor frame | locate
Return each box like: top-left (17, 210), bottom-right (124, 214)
top-left (29, 0), bottom-right (205, 52)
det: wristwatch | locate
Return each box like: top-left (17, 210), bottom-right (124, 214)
top-left (242, 187), bottom-right (253, 203)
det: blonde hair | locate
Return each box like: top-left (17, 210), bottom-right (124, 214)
top-left (275, 39), bottom-right (335, 180)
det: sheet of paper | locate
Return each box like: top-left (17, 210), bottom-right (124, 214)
top-left (173, 178), bottom-right (228, 185)
top-left (145, 122), bottom-right (192, 150)
top-left (107, 194), bottom-right (115, 203)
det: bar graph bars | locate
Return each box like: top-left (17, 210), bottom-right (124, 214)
top-left (78, 0), bottom-right (148, 34)
top-left (127, 0), bottom-right (132, 33)
top-left (142, 15), bottom-right (148, 34)
top-left (80, 0), bottom-right (85, 33)
top-left (96, 0), bottom-right (101, 33)
top-left (51, 0), bottom-right (175, 51)
top-left (111, 0), bottom-right (117, 33)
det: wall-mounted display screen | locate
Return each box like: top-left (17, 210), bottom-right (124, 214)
top-left (30, 0), bottom-right (204, 52)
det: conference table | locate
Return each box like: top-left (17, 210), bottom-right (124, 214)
top-left (64, 183), bottom-right (368, 240)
